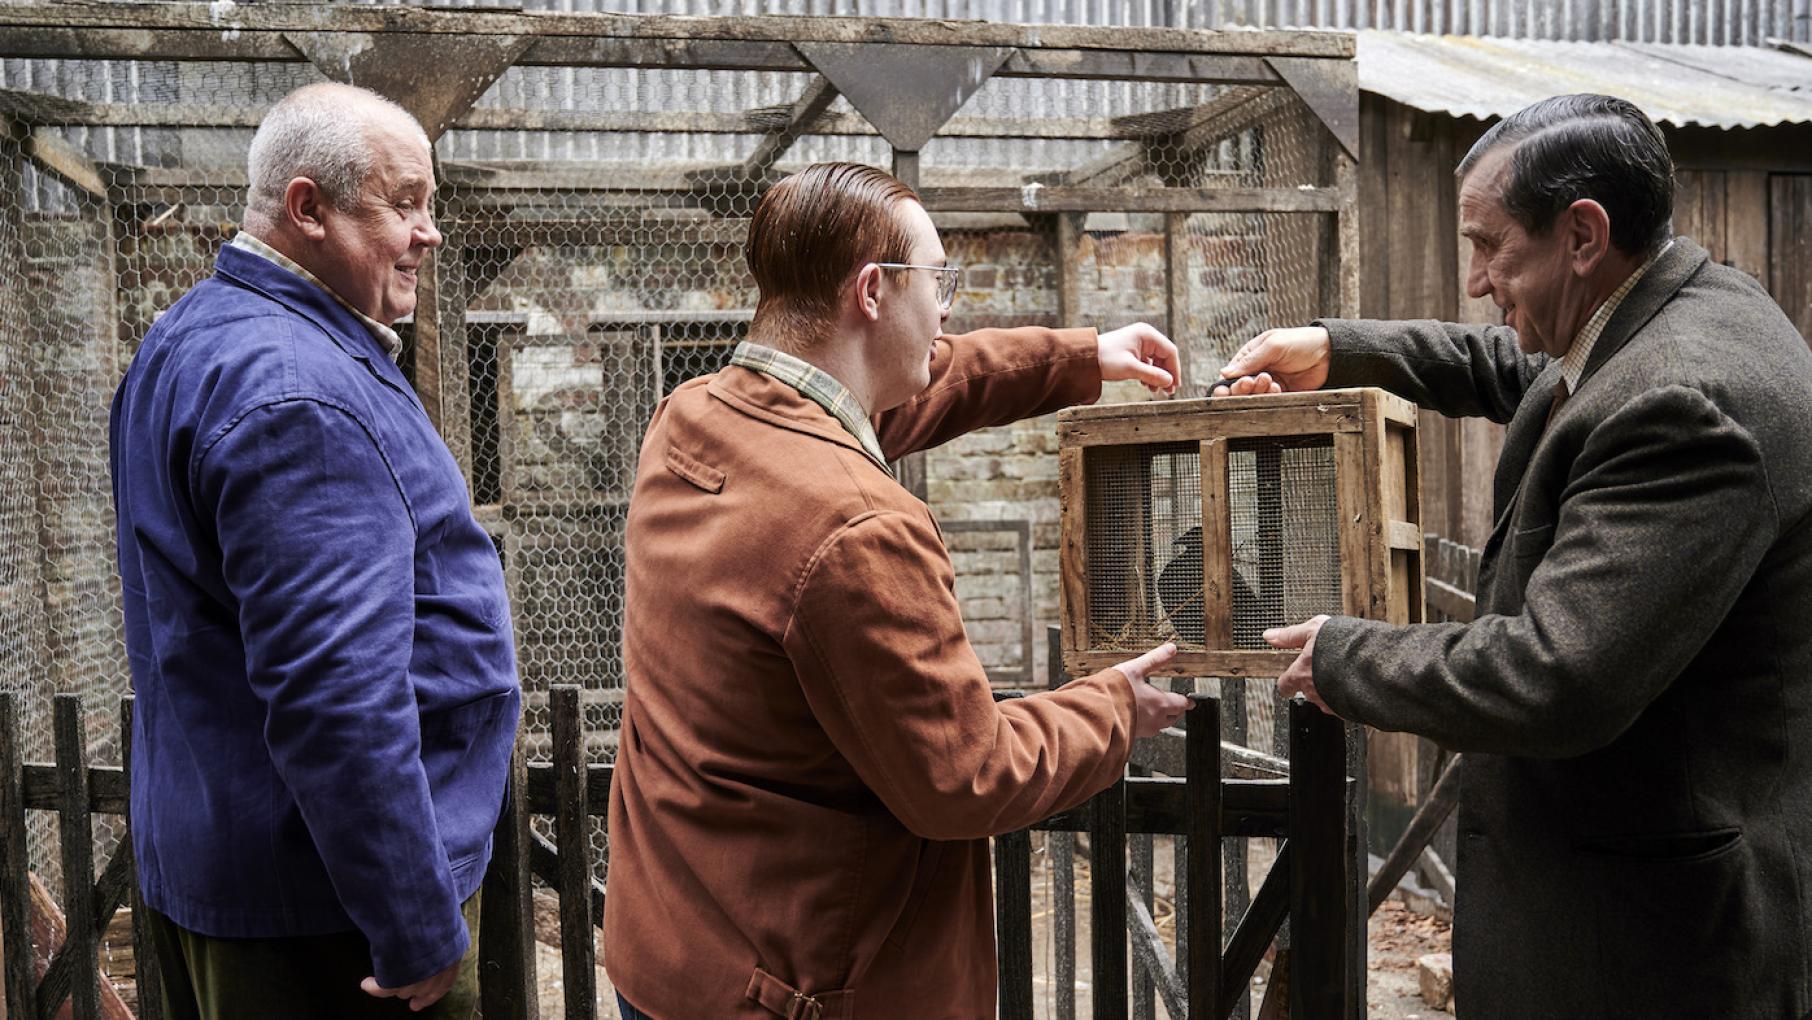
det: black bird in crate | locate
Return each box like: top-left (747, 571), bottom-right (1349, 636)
top-left (1156, 526), bottom-right (1258, 646)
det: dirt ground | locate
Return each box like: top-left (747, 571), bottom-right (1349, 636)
top-left (556, 834), bottom-right (1455, 1019)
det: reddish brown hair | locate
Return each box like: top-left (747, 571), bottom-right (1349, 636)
top-left (746, 162), bottom-right (919, 351)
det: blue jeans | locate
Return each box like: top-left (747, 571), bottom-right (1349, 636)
top-left (617, 992), bottom-right (655, 1020)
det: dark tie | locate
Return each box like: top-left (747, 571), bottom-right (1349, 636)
top-left (1543, 379), bottom-right (1570, 434)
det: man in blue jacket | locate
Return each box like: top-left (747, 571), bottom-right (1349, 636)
top-left (110, 82), bottom-right (519, 1018)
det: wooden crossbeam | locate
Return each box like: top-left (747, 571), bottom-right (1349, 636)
top-left (0, 4), bottom-right (1353, 59)
top-left (0, 114), bottom-right (109, 201)
top-left (737, 75), bottom-right (838, 180)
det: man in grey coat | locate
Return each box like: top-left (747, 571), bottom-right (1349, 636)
top-left (1218, 94), bottom-right (1812, 1016)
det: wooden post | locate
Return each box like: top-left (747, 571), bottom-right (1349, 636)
top-left (121, 696), bottom-right (162, 1020)
top-left (479, 732), bottom-right (538, 1020)
top-left (1164, 212), bottom-right (1190, 394)
top-left (1047, 627), bottom-right (1077, 1020)
top-left (1186, 693), bottom-right (1222, 1020)
top-left (1, 693), bottom-right (33, 1020)
top-left (886, 145), bottom-right (930, 500)
top-left (1287, 699), bottom-right (1351, 1020)
top-left (53, 695), bottom-right (99, 1020)
top-left (1089, 772), bottom-right (1127, 1020)
top-left (993, 826), bottom-right (1034, 1020)
top-left (1056, 211), bottom-right (1083, 327)
top-left (1130, 771), bottom-right (1154, 1020)
top-left (550, 686), bottom-right (597, 1020)
top-left (1221, 678), bottom-right (1253, 1020)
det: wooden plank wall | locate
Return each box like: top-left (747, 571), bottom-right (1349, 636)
top-left (1769, 174), bottom-right (1812, 341)
top-left (1360, 95), bottom-right (1812, 549)
top-left (1358, 95), bottom-right (1500, 549)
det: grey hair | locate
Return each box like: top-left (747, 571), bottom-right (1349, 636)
top-left (245, 83), bottom-right (426, 221)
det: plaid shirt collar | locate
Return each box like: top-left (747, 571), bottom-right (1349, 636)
top-left (729, 341), bottom-right (888, 468)
top-left (1560, 238), bottom-right (1673, 394)
top-left (230, 231), bottom-right (403, 361)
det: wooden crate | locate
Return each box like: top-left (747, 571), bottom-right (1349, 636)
top-left (1058, 388), bottom-right (1423, 678)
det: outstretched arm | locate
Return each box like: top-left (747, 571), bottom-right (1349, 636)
top-left (875, 322), bottom-right (1179, 458)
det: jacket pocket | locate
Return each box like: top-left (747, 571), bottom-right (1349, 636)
top-left (1509, 522), bottom-right (1555, 564)
top-left (1584, 828), bottom-right (1766, 1015)
top-left (882, 841), bottom-right (946, 952)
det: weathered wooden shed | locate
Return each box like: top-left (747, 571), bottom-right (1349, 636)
top-left (1355, 31), bottom-right (1812, 549)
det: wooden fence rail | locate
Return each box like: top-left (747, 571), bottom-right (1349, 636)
top-left (1, 635), bottom-right (1401, 1019)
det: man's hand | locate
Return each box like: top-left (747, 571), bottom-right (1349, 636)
top-left (362, 960), bottom-right (460, 1013)
top-left (1266, 615), bottom-right (1334, 716)
top-left (1112, 642), bottom-right (1193, 738)
top-left (1098, 322), bottom-right (1181, 396)
top-left (1211, 326), bottom-right (1332, 396)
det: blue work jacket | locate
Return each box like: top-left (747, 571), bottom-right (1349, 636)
top-left (109, 243), bottom-right (520, 986)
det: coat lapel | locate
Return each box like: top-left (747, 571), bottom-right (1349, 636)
top-left (1474, 237), bottom-right (1708, 607)
top-left (1577, 237), bottom-right (1708, 388)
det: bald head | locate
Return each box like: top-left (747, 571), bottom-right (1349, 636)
top-left (244, 83), bottom-right (429, 230)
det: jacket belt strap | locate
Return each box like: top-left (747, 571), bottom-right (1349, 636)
top-left (746, 966), bottom-right (834, 1020)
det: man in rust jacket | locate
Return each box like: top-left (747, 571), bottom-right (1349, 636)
top-left (604, 162), bottom-right (1193, 1019)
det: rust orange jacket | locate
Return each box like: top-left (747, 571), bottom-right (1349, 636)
top-left (603, 326), bottom-right (1138, 1019)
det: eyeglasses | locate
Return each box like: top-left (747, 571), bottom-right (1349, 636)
top-left (875, 262), bottom-right (961, 310)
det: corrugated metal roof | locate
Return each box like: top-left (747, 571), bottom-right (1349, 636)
top-left (1357, 31), bottom-right (1812, 129)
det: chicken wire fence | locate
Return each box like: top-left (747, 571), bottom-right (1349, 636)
top-left (0, 12), bottom-right (1353, 896)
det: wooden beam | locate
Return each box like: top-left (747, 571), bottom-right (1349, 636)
top-left (14, 121), bottom-right (108, 201)
top-left (922, 184), bottom-right (1341, 213)
top-left (737, 75), bottom-right (838, 181)
top-left (0, 5), bottom-right (1353, 58)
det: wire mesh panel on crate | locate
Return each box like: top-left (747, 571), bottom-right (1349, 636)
top-left (1057, 387), bottom-right (1424, 679)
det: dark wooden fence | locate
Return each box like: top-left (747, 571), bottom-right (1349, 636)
top-left (4, 622), bottom-right (1435, 1019)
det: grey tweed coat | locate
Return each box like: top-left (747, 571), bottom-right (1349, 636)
top-left (1315, 238), bottom-right (1812, 1018)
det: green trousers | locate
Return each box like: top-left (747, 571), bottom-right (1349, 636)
top-left (146, 894), bottom-right (481, 1020)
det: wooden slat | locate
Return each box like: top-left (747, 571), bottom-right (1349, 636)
top-left (1333, 430), bottom-right (1373, 620)
top-left (1186, 695), bottom-right (1222, 1020)
top-left (1125, 873), bottom-right (1183, 1020)
top-left (1386, 520), bottom-right (1422, 552)
top-left (1067, 648), bottom-right (1298, 679)
top-left (1424, 577), bottom-right (1476, 624)
top-left (1046, 628), bottom-right (1078, 1020)
top-left (921, 185), bottom-right (1343, 214)
top-left (1089, 775), bottom-right (1128, 1020)
top-left (1130, 793), bottom-right (1155, 1020)
top-left (1724, 170), bottom-right (1770, 284)
top-left (1201, 439), bottom-right (1234, 648)
top-left (1164, 212), bottom-right (1189, 384)
top-left (50, 695), bottom-right (99, 1020)
top-left (20, 124), bottom-right (108, 201)
top-left (1221, 681), bottom-right (1254, 1020)
top-left (1, 693), bottom-right (34, 1020)
top-left (18, 766), bottom-right (127, 814)
top-left (522, 761), bottom-right (613, 814)
top-left (1770, 173), bottom-right (1812, 343)
top-left (1059, 390), bottom-right (1370, 425)
top-left (480, 733), bottom-right (538, 1020)
top-left (36, 835), bottom-right (134, 1020)
top-left (527, 832), bottom-right (604, 931)
top-left (1033, 776), bottom-right (1286, 840)
top-left (1061, 407), bottom-right (1361, 445)
top-left (0, 4), bottom-right (1353, 57)
top-left (994, 828), bottom-right (1035, 1020)
top-left (1287, 700), bottom-right (1352, 1018)
top-left (1058, 447), bottom-right (1090, 668)
top-left (121, 697), bottom-right (161, 1020)
top-left (1220, 841), bottom-right (1290, 1018)
top-left (549, 686), bottom-right (597, 1020)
